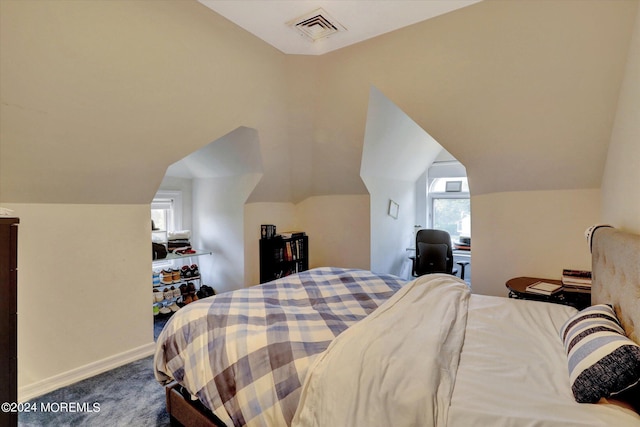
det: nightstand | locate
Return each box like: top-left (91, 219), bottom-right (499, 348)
top-left (506, 276), bottom-right (591, 311)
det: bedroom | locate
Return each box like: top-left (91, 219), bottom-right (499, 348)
top-left (1, 0), bottom-right (639, 411)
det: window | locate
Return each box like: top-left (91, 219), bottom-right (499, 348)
top-left (151, 191), bottom-right (182, 233)
top-left (151, 198), bottom-right (175, 235)
top-left (428, 177), bottom-right (470, 244)
top-left (151, 191), bottom-right (183, 267)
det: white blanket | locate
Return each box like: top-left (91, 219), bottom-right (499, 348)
top-left (292, 274), bottom-right (470, 427)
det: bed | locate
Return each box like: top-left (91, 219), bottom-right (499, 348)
top-left (154, 227), bottom-right (640, 426)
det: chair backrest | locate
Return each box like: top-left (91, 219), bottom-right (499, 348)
top-left (415, 229), bottom-right (454, 276)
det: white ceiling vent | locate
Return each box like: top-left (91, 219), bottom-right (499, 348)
top-left (286, 8), bottom-right (347, 42)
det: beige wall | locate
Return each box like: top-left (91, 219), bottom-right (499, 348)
top-left (317, 0), bottom-right (636, 197)
top-left (244, 195), bottom-right (370, 286)
top-left (0, 0), bottom-right (291, 204)
top-left (471, 189), bottom-right (601, 296)
top-left (297, 195), bottom-right (371, 270)
top-left (1, 0), bottom-right (292, 397)
top-left (4, 203), bottom-right (152, 399)
top-left (601, 5), bottom-right (640, 234)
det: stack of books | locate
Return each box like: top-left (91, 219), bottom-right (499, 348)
top-left (526, 281), bottom-right (563, 296)
top-left (562, 269), bottom-right (592, 293)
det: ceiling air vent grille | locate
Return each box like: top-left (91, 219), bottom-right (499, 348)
top-left (287, 8), bottom-right (346, 42)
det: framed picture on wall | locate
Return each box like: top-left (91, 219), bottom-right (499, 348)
top-left (388, 199), bottom-right (399, 219)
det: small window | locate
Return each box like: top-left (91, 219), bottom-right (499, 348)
top-left (151, 191), bottom-right (182, 240)
top-left (428, 177), bottom-right (470, 244)
top-left (151, 198), bottom-right (174, 236)
top-left (429, 177), bottom-right (470, 193)
top-left (151, 191), bottom-right (183, 268)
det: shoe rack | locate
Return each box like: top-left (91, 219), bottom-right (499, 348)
top-left (152, 250), bottom-right (213, 317)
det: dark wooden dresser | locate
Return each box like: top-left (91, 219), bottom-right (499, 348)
top-left (0, 217), bottom-right (19, 426)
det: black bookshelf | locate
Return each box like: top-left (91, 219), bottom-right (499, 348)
top-left (259, 234), bottom-right (309, 283)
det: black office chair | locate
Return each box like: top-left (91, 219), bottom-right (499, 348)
top-left (411, 229), bottom-right (468, 279)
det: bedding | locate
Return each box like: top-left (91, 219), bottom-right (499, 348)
top-left (154, 267), bottom-right (405, 426)
top-left (292, 274), bottom-right (470, 427)
top-left (156, 227), bottom-right (640, 427)
top-left (292, 282), bottom-right (640, 427)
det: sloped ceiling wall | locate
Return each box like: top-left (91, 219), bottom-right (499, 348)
top-left (0, 0), bottom-right (291, 204)
top-left (165, 127), bottom-right (263, 179)
top-left (361, 86), bottom-right (442, 182)
top-left (306, 0), bottom-right (638, 198)
top-left (1, 0), bottom-right (637, 205)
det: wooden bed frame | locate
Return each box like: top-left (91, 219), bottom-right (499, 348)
top-left (166, 382), bottom-right (224, 427)
top-left (164, 227), bottom-right (640, 426)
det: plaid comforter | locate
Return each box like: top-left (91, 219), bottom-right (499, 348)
top-left (154, 267), bottom-right (405, 427)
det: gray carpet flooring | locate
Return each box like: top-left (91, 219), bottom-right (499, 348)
top-left (19, 316), bottom-right (173, 426)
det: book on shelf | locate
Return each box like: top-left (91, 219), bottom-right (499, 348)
top-left (562, 285), bottom-right (591, 294)
top-left (261, 224), bottom-right (277, 239)
top-left (562, 269), bottom-right (592, 286)
top-left (525, 281), bottom-right (563, 296)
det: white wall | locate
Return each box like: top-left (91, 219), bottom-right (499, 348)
top-left (414, 170), bottom-right (428, 230)
top-left (157, 176), bottom-right (193, 231)
top-left (361, 87), bottom-right (442, 276)
top-left (365, 178), bottom-right (416, 277)
top-left (5, 203), bottom-right (153, 401)
top-left (193, 174), bottom-right (262, 293)
top-left (601, 5), bottom-right (640, 234)
top-left (471, 189), bottom-right (601, 296)
top-left (161, 126), bottom-right (264, 293)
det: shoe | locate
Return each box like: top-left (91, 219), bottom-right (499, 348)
top-left (187, 282), bottom-right (198, 301)
top-left (152, 270), bottom-right (161, 286)
top-left (163, 288), bottom-right (173, 300)
top-left (181, 265), bottom-right (191, 279)
top-left (199, 285), bottom-right (215, 298)
top-left (153, 289), bottom-right (164, 303)
top-left (172, 286), bottom-right (181, 298)
top-left (168, 302), bottom-right (180, 312)
top-left (180, 283), bottom-right (190, 304)
top-left (153, 305), bottom-right (160, 316)
top-left (190, 264), bottom-right (200, 277)
top-left (172, 269), bottom-right (181, 283)
top-left (159, 306), bottom-right (172, 315)
top-left (161, 269), bottom-right (173, 284)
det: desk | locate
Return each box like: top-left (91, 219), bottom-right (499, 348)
top-left (506, 276), bottom-right (590, 310)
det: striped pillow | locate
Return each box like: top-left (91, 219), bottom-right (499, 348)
top-left (560, 304), bottom-right (640, 403)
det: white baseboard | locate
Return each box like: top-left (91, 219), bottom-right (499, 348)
top-left (18, 342), bottom-right (156, 402)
